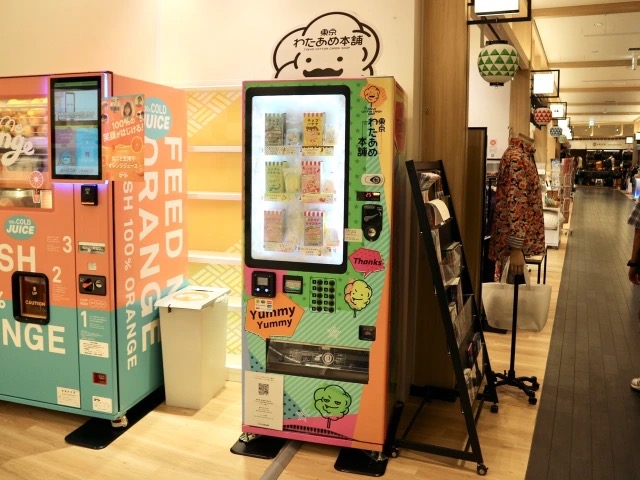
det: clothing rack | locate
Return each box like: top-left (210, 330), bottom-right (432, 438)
top-left (491, 275), bottom-right (539, 404)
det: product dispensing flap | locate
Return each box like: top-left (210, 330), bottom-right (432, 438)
top-left (12, 271), bottom-right (50, 324)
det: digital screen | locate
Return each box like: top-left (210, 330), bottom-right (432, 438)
top-left (284, 277), bottom-right (303, 294)
top-left (244, 85), bottom-right (350, 274)
top-left (50, 76), bottom-right (102, 180)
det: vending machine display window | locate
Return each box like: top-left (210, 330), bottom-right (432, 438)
top-left (12, 272), bottom-right (50, 324)
top-left (0, 95), bottom-right (50, 195)
top-left (244, 85), bottom-right (350, 274)
top-left (50, 76), bottom-right (102, 181)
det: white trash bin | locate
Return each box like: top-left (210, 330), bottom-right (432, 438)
top-left (155, 286), bottom-right (230, 409)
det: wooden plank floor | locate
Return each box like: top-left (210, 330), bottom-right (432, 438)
top-left (526, 187), bottom-right (640, 480)
top-left (0, 213), bottom-right (576, 479)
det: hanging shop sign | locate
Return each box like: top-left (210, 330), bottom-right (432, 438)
top-left (273, 11), bottom-right (380, 79)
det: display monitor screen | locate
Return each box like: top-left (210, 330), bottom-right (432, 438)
top-left (244, 85), bottom-right (350, 274)
top-left (50, 76), bottom-right (102, 180)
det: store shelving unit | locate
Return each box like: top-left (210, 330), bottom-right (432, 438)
top-left (386, 160), bottom-right (499, 476)
top-left (186, 144), bottom-right (242, 314)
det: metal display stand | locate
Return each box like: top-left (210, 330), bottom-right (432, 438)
top-left (387, 160), bottom-right (500, 476)
top-left (492, 277), bottom-right (540, 405)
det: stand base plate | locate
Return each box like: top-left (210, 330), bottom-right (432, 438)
top-left (334, 448), bottom-right (388, 477)
top-left (230, 435), bottom-right (287, 459)
top-left (65, 387), bottom-right (165, 449)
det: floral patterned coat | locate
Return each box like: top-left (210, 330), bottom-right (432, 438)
top-left (488, 137), bottom-right (546, 263)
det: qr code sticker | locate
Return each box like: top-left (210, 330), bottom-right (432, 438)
top-left (258, 383), bottom-right (269, 396)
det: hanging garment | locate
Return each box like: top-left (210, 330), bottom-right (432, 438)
top-left (488, 137), bottom-right (546, 264)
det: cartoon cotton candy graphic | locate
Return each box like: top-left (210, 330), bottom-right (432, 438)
top-left (314, 385), bottom-right (352, 429)
top-left (344, 279), bottom-right (372, 318)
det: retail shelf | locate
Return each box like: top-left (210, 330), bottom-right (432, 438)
top-left (188, 145), bottom-right (242, 153)
top-left (187, 191), bottom-right (242, 201)
top-left (188, 250), bottom-right (242, 265)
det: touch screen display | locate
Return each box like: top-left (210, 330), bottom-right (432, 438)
top-left (50, 76), bottom-right (102, 180)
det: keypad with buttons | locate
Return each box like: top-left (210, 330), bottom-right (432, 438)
top-left (310, 278), bottom-right (337, 313)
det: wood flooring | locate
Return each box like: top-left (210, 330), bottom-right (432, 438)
top-left (526, 187), bottom-right (640, 480)
top-left (0, 205), bottom-right (575, 479)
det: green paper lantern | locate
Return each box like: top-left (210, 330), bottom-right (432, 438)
top-left (478, 40), bottom-right (519, 86)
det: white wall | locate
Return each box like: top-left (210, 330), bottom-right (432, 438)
top-left (156, 0), bottom-right (418, 156)
top-left (1, 0), bottom-right (419, 157)
top-left (156, 1), bottom-right (415, 87)
top-left (0, 0), bottom-right (158, 81)
top-left (467, 26), bottom-right (511, 159)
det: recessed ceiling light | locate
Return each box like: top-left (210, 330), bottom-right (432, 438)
top-left (594, 22), bottom-right (603, 26)
top-left (592, 50), bottom-right (599, 54)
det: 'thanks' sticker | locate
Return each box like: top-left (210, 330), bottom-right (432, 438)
top-left (349, 247), bottom-right (384, 277)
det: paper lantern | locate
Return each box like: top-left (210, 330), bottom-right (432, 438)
top-left (477, 40), bottom-right (519, 86)
top-left (549, 126), bottom-right (563, 137)
top-left (533, 107), bottom-right (552, 126)
top-left (558, 135), bottom-right (568, 143)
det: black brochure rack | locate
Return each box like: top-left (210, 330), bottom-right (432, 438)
top-left (385, 160), bottom-right (499, 476)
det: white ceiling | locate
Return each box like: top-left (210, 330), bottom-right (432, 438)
top-left (532, 0), bottom-right (640, 137)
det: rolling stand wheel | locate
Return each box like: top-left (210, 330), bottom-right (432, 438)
top-left (530, 376), bottom-right (540, 391)
top-left (111, 415), bottom-right (128, 429)
top-left (528, 396), bottom-right (537, 406)
top-left (390, 447), bottom-right (399, 458)
top-left (477, 463), bottom-right (488, 475)
top-left (490, 404), bottom-right (499, 413)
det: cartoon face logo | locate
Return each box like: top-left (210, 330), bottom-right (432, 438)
top-left (273, 12), bottom-right (380, 79)
top-left (363, 85), bottom-right (380, 104)
top-left (344, 279), bottom-right (372, 318)
top-left (314, 385), bottom-right (352, 429)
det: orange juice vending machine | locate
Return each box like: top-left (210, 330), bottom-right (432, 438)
top-left (0, 73), bottom-right (187, 445)
top-left (237, 78), bottom-right (406, 472)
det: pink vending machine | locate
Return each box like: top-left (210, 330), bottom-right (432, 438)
top-left (0, 72), bottom-right (187, 447)
top-left (235, 77), bottom-right (406, 474)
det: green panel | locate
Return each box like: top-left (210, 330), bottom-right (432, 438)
top-left (282, 377), bottom-right (362, 420)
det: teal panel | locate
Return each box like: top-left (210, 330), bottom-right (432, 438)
top-left (0, 302), bottom-right (80, 408)
top-left (115, 283), bottom-right (185, 412)
top-left (77, 308), bottom-right (118, 416)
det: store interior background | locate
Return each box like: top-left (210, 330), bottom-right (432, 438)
top-left (4, 0), bottom-right (639, 392)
